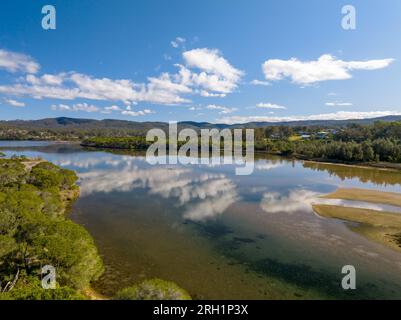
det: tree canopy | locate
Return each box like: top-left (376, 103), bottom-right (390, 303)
top-left (0, 158), bottom-right (104, 300)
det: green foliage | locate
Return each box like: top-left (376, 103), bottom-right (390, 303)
top-left (0, 275), bottom-right (85, 300)
top-left (114, 279), bottom-right (191, 300)
top-left (0, 159), bottom-right (26, 187)
top-left (29, 163), bottom-right (63, 189)
top-left (0, 235), bottom-right (17, 258)
top-left (254, 121), bottom-right (401, 163)
top-left (85, 121), bottom-right (401, 163)
top-left (0, 189), bottom-right (44, 237)
top-left (82, 136), bottom-right (152, 150)
top-left (40, 187), bottom-right (64, 218)
top-left (0, 158), bottom-right (103, 299)
top-left (59, 168), bottom-right (79, 189)
top-left (27, 162), bottom-right (78, 191)
top-left (32, 220), bottom-right (104, 289)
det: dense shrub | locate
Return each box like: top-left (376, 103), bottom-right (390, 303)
top-left (0, 275), bottom-right (85, 300)
top-left (114, 279), bottom-right (191, 300)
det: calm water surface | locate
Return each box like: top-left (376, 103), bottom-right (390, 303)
top-left (2, 142), bottom-right (401, 299)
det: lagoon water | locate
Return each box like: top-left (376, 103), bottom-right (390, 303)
top-left (2, 141), bottom-right (401, 299)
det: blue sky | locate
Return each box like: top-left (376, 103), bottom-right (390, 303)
top-left (0, 0), bottom-right (400, 123)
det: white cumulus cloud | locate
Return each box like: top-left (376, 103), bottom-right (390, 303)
top-left (181, 48), bottom-right (243, 95)
top-left (0, 47), bottom-right (242, 107)
top-left (262, 54), bottom-right (394, 84)
top-left (183, 48), bottom-right (242, 80)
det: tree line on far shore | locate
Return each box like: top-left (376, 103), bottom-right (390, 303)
top-left (81, 121), bottom-right (401, 164)
top-left (254, 121), bottom-right (401, 163)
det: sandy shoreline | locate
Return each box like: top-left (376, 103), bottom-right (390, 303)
top-left (321, 188), bottom-right (401, 207)
top-left (303, 159), bottom-right (401, 172)
top-left (313, 188), bottom-right (401, 253)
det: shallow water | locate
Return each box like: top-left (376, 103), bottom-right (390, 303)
top-left (0, 140), bottom-right (58, 147)
top-left (2, 143), bottom-right (401, 299)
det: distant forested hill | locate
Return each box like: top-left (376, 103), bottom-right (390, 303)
top-left (1, 115), bottom-right (401, 140)
top-left (2, 115), bottom-right (401, 129)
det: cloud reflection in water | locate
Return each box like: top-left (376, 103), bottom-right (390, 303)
top-left (76, 157), bottom-right (239, 222)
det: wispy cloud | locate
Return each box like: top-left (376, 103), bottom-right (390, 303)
top-left (250, 79), bottom-right (271, 86)
top-left (4, 98), bottom-right (25, 107)
top-left (200, 90), bottom-right (226, 97)
top-left (101, 105), bottom-right (122, 114)
top-left (51, 102), bottom-right (153, 117)
top-left (189, 106), bottom-right (202, 111)
top-left (121, 109), bottom-right (154, 117)
top-left (26, 73), bottom-right (66, 86)
top-left (51, 102), bottom-right (100, 113)
top-left (217, 110), bottom-right (401, 124)
top-left (206, 104), bottom-right (237, 114)
top-left (325, 102), bottom-right (353, 107)
top-left (256, 102), bottom-right (287, 109)
top-left (171, 37), bottom-right (186, 48)
top-left (0, 49), bottom-right (40, 74)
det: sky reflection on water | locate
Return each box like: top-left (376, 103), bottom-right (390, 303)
top-left (2, 144), bottom-right (401, 299)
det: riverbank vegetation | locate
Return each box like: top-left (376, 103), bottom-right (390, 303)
top-left (82, 136), bottom-right (151, 149)
top-left (0, 156), bottom-right (192, 300)
top-left (81, 121), bottom-right (401, 168)
top-left (253, 121), bottom-right (401, 164)
top-left (0, 157), bottom-right (104, 299)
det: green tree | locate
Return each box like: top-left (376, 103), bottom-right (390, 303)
top-left (32, 220), bottom-right (104, 289)
top-left (361, 141), bottom-right (375, 161)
